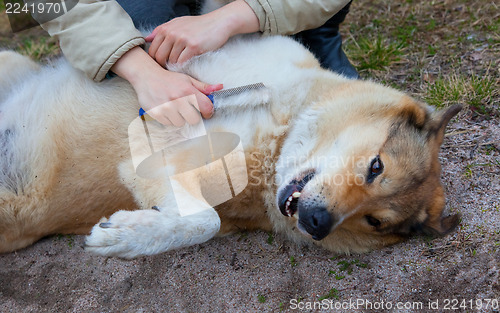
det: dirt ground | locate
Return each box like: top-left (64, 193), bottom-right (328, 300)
top-left (0, 1), bottom-right (499, 312)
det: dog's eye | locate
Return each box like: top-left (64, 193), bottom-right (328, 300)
top-left (365, 215), bottom-right (381, 228)
top-left (367, 155), bottom-right (384, 183)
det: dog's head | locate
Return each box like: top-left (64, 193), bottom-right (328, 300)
top-left (275, 80), bottom-right (461, 253)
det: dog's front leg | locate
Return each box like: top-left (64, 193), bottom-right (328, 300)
top-left (85, 180), bottom-right (221, 259)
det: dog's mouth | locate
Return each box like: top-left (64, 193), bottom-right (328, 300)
top-left (278, 171), bottom-right (316, 217)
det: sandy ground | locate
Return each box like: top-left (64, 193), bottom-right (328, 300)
top-left (0, 118), bottom-right (498, 313)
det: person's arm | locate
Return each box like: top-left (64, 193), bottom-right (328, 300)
top-left (30, 0), bottom-right (144, 81)
top-left (244, 0), bottom-right (352, 35)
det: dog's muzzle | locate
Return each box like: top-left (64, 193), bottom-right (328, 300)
top-left (278, 171), bottom-right (333, 240)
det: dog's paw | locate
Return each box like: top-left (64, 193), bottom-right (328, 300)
top-left (85, 209), bottom-right (163, 259)
top-left (85, 207), bottom-right (221, 259)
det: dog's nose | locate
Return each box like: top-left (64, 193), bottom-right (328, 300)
top-left (298, 206), bottom-right (333, 240)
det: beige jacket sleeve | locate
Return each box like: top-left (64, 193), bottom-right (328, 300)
top-left (30, 0), bottom-right (144, 81)
top-left (244, 0), bottom-right (351, 35)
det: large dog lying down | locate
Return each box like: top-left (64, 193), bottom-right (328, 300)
top-left (0, 35), bottom-right (461, 258)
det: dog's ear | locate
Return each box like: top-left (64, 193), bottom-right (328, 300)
top-left (413, 186), bottom-right (461, 237)
top-left (401, 210), bottom-right (460, 237)
top-left (420, 213), bottom-right (461, 237)
top-left (401, 104), bottom-right (462, 238)
top-left (398, 97), bottom-right (429, 129)
top-left (426, 104), bottom-right (463, 145)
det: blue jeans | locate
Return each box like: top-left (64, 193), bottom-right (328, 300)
top-left (294, 1), bottom-right (358, 79)
top-left (116, 0), bottom-right (358, 79)
top-left (116, 0), bottom-right (190, 30)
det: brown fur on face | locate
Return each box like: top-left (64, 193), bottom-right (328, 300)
top-left (270, 88), bottom-right (462, 253)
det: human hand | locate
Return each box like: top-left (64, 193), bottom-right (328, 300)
top-left (145, 0), bottom-right (259, 65)
top-left (111, 47), bottom-right (223, 126)
top-left (145, 14), bottom-right (231, 66)
top-left (135, 67), bottom-right (223, 126)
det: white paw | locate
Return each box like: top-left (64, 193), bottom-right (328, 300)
top-left (85, 209), bottom-right (161, 259)
top-left (85, 208), bottom-right (220, 259)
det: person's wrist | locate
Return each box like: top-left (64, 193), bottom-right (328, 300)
top-left (215, 0), bottom-right (259, 37)
top-left (111, 47), bottom-right (162, 86)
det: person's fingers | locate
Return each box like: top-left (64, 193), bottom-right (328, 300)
top-left (144, 28), bottom-right (157, 42)
top-left (205, 83), bottom-right (224, 94)
top-left (147, 102), bottom-right (185, 127)
top-left (155, 40), bottom-right (174, 67)
top-left (168, 41), bottom-right (185, 64)
top-left (190, 78), bottom-right (224, 119)
top-left (148, 33), bottom-right (164, 60)
top-left (178, 99), bottom-right (202, 125)
top-left (146, 109), bottom-right (173, 126)
top-left (162, 107), bottom-right (185, 127)
top-left (177, 48), bottom-right (197, 65)
top-left (190, 78), bottom-right (223, 95)
top-left (193, 93), bottom-right (214, 119)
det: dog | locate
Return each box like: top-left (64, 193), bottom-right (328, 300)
top-left (0, 34), bottom-right (461, 258)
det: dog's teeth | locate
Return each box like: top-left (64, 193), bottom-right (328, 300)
top-left (288, 196), bottom-right (293, 202)
top-left (292, 192), bottom-right (301, 198)
top-left (284, 200), bottom-right (292, 216)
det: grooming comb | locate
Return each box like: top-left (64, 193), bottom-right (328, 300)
top-left (139, 82), bottom-right (267, 116)
top-left (207, 82), bottom-right (266, 106)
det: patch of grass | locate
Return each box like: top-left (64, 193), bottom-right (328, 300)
top-left (463, 162), bottom-right (499, 179)
top-left (345, 35), bottom-right (405, 71)
top-left (16, 36), bottom-right (59, 61)
top-left (332, 259), bottom-right (368, 277)
top-left (483, 144), bottom-right (496, 155)
top-left (328, 269), bottom-right (346, 280)
top-left (56, 234), bottom-right (74, 249)
top-left (319, 288), bottom-right (339, 301)
top-left (337, 260), bottom-right (352, 274)
top-left (236, 231), bottom-right (248, 241)
top-left (353, 259), bottom-right (368, 268)
top-left (290, 256), bottom-right (298, 267)
top-left (426, 19), bottom-right (437, 31)
top-left (424, 72), bottom-right (498, 115)
top-left (394, 24), bottom-right (418, 46)
top-left (0, 1), bottom-right (5, 11)
top-left (463, 164), bottom-right (474, 178)
top-left (257, 294), bottom-right (266, 303)
top-left (427, 44), bottom-right (437, 56)
top-left (266, 232), bottom-right (274, 245)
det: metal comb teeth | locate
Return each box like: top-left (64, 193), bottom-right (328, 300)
top-left (208, 83), bottom-right (266, 103)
